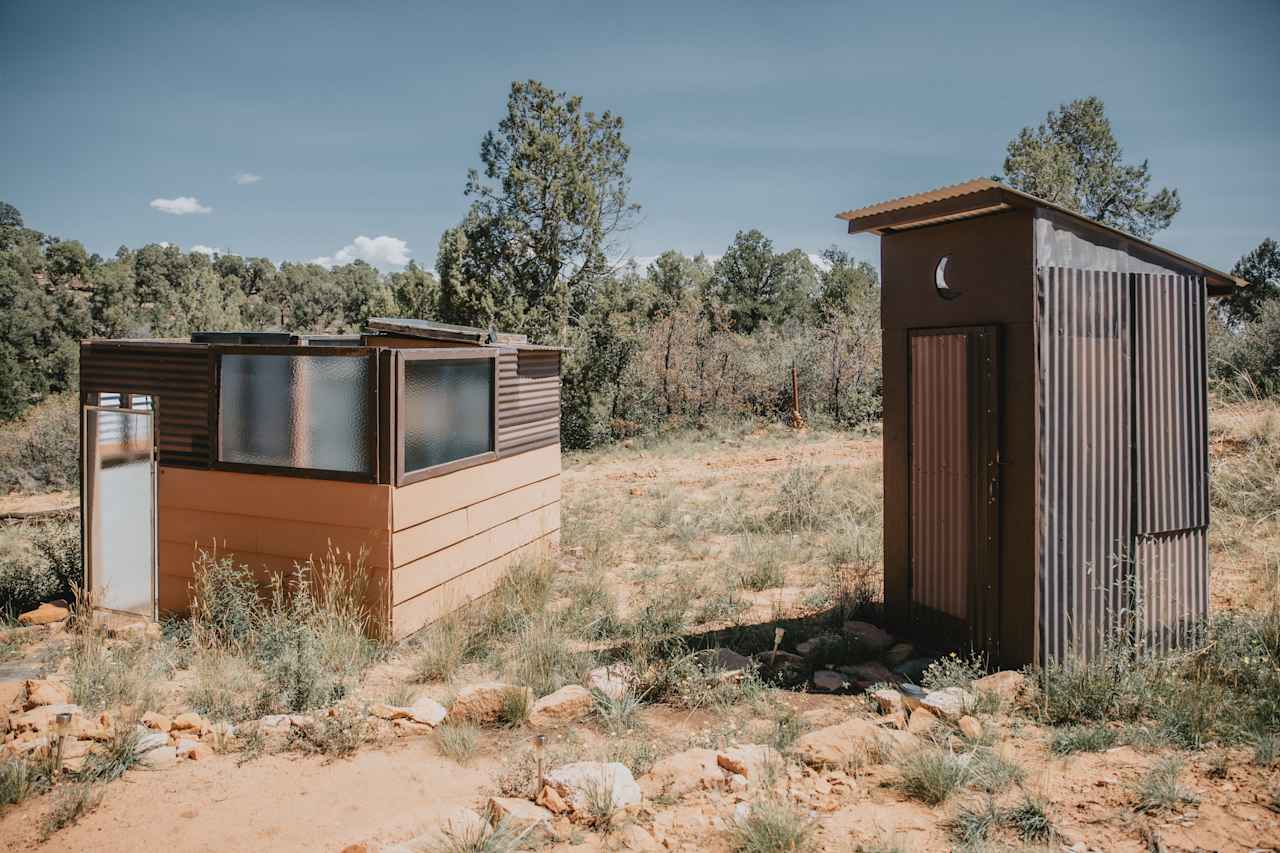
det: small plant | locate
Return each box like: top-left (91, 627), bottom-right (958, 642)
top-left (1049, 724), bottom-right (1119, 755)
top-left (580, 771), bottom-right (618, 831)
top-left (505, 614), bottom-right (592, 698)
top-left (290, 707), bottom-right (374, 759)
top-left (606, 737), bottom-right (662, 776)
top-left (1, 755), bottom-right (53, 805)
top-left (41, 781), bottom-right (103, 838)
top-left (893, 745), bottom-right (970, 805)
top-left (424, 815), bottom-right (528, 853)
top-left (968, 748), bottom-right (1025, 794)
top-left (412, 609), bottom-right (475, 683)
top-left (485, 558), bottom-right (555, 639)
top-left (734, 535), bottom-right (786, 592)
top-left (945, 796), bottom-right (1002, 846)
top-left (1004, 793), bottom-right (1054, 842)
top-left (769, 706), bottom-right (807, 753)
top-left (78, 723), bottom-right (144, 783)
top-left (1133, 757), bottom-right (1199, 813)
top-left (385, 683), bottom-right (419, 707)
top-left (1255, 732), bottom-right (1279, 767)
top-left (436, 722), bottom-right (480, 765)
top-left (593, 686), bottom-right (644, 734)
top-left (497, 687), bottom-right (531, 729)
top-left (921, 652), bottom-right (986, 691)
top-left (727, 798), bottom-right (818, 853)
top-left (766, 464), bottom-right (828, 534)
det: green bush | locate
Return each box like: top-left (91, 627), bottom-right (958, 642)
top-left (0, 521), bottom-right (79, 621)
top-left (0, 392), bottom-right (78, 493)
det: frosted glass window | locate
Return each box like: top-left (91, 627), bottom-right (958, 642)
top-left (220, 354), bottom-right (371, 473)
top-left (403, 360), bottom-right (493, 472)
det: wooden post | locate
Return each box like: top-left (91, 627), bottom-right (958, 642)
top-left (789, 365), bottom-right (806, 430)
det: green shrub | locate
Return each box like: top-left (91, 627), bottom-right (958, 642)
top-left (289, 706), bottom-right (374, 759)
top-left (0, 755), bottom-right (53, 805)
top-left (727, 798), bottom-right (817, 853)
top-left (78, 723), bottom-right (145, 783)
top-left (0, 521), bottom-right (79, 620)
top-left (1049, 725), bottom-right (1118, 755)
top-left (1133, 757), bottom-right (1199, 813)
top-left (436, 721), bottom-right (479, 765)
top-left (766, 464), bottom-right (828, 533)
top-left (893, 745), bottom-right (970, 805)
top-left (0, 392), bottom-right (78, 493)
top-left (921, 652), bottom-right (986, 691)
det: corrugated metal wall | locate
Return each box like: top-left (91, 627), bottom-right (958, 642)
top-left (80, 343), bottom-right (212, 468)
top-left (1037, 268), bottom-right (1132, 662)
top-left (497, 350), bottom-right (562, 456)
top-left (1135, 273), bottom-right (1209, 535)
top-left (1037, 265), bottom-right (1210, 662)
top-left (909, 333), bottom-right (970, 621)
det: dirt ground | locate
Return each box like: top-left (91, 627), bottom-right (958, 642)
top-left (2, 417), bottom-right (1279, 852)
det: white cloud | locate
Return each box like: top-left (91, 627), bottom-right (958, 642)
top-left (150, 196), bottom-right (212, 215)
top-left (314, 235), bottom-right (411, 270)
top-left (234, 172), bottom-right (261, 185)
top-left (190, 244), bottom-right (218, 255)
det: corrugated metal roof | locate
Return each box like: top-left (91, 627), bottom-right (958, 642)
top-left (837, 179), bottom-right (1245, 295)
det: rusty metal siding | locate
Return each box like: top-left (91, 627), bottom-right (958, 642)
top-left (1134, 273), bottom-right (1209, 535)
top-left (80, 343), bottom-right (212, 468)
top-left (497, 350), bottom-right (561, 456)
top-left (909, 333), bottom-right (970, 622)
top-left (1036, 268), bottom-right (1132, 662)
top-left (1136, 528), bottom-right (1208, 652)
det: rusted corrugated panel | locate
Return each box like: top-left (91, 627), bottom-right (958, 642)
top-left (497, 350), bottom-right (561, 456)
top-left (80, 343), bottom-right (212, 468)
top-left (909, 333), bottom-right (970, 622)
top-left (838, 178), bottom-right (1001, 223)
top-left (1037, 268), bottom-right (1132, 662)
top-left (1136, 528), bottom-right (1207, 653)
top-left (1134, 274), bottom-right (1208, 535)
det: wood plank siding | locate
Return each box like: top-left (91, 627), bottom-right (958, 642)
top-left (155, 466), bottom-right (392, 619)
top-left (390, 443), bottom-right (561, 639)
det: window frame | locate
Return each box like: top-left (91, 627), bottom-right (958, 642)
top-left (395, 347), bottom-right (499, 487)
top-left (211, 344), bottom-right (380, 483)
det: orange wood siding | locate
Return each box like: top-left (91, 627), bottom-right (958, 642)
top-left (156, 466), bottom-right (393, 619)
top-left (389, 443), bottom-right (562, 639)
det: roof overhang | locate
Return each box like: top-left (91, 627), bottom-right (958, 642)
top-left (837, 179), bottom-right (1246, 297)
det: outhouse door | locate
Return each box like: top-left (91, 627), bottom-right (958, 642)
top-left (82, 394), bottom-right (157, 619)
top-left (907, 327), bottom-right (1000, 657)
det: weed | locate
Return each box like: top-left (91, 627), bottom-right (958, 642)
top-left (41, 781), bottom-right (103, 838)
top-left (236, 726), bottom-right (266, 764)
top-left (290, 706), bottom-right (374, 759)
top-left (1255, 732), bottom-right (1279, 767)
top-left (498, 687), bottom-right (531, 729)
top-left (412, 608), bottom-right (476, 683)
top-left (186, 651), bottom-right (260, 721)
top-left (0, 755), bottom-right (53, 805)
top-left (67, 627), bottom-right (164, 712)
top-left (385, 683), bottom-right (419, 707)
top-left (484, 557), bottom-right (555, 639)
top-left (1049, 725), bottom-right (1118, 755)
top-left (946, 797), bottom-right (1002, 846)
top-left (893, 745), bottom-right (970, 805)
top-left (766, 464), bottom-right (828, 534)
top-left (1004, 793), bottom-right (1055, 842)
top-left (968, 748), bottom-right (1025, 794)
top-left (594, 686), bottom-right (644, 734)
top-left (769, 706), bottom-right (807, 753)
top-left (921, 652), bottom-right (986, 691)
top-left (606, 737), bottom-right (662, 776)
top-left (78, 723), bottom-right (144, 783)
top-left (505, 614), bottom-right (593, 697)
top-left (1133, 757), bottom-right (1199, 813)
top-left (558, 570), bottom-right (620, 640)
top-left (580, 771), bottom-right (618, 831)
top-left (422, 815), bottom-right (529, 853)
top-left (0, 520), bottom-right (79, 622)
top-left (734, 535), bottom-right (787, 591)
top-left (727, 798), bottom-right (818, 853)
top-left (436, 722), bottom-right (480, 764)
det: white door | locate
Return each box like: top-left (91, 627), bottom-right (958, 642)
top-left (83, 400), bottom-right (156, 617)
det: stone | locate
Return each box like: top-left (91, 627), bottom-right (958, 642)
top-left (585, 664), bottom-right (635, 701)
top-left (22, 679), bottom-right (71, 709)
top-left (171, 712), bottom-right (206, 733)
top-left (958, 716), bottom-right (983, 740)
top-left (544, 761), bottom-right (642, 815)
top-left (728, 773), bottom-right (748, 793)
top-left (922, 687), bottom-right (974, 722)
top-left (893, 657), bottom-right (934, 684)
top-left (369, 703), bottom-right (411, 721)
top-left (392, 719), bottom-right (434, 737)
top-left (535, 783), bottom-right (571, 814)
top-left (106, 620), bottom-right (162, 640)
top-left (883, 642), bottom-right (915, 667)
top-left (792, 718), bottom-right (896, 769)
top-left (871, 688), bottom-right (903, 715)
top-left (447, 682), bottom-right (532, 726)
top-left (842, 621), bottom-right (893, 655)
top-left (141, 711), bottom-right (172, 732)
top-left (752, 651), bottom-right (806, 687)
top-left (794, 635), bottom-right (839, 658)
top-left (139, 745), bottom-right (177, 769)
top-left (898, 682), bottom-right (927, 711)
top-left (811, 670), bottom-right (846, 692)
top-left (716, 744), bottom-right (780, 780)
top-left (258, 714), bottom-right (292, 730)
top-left (973, 670), bottom-right (1026, 706)
top-left (617, 823), bottom-right (662, 851)
top-left (485, 797), bottom-right (553, 830)
top-left (410, 697), bottom-right (448, 727)
top-left (529, 685), bottom-right (592, 728)
top-left (18, 601), bottom-right (69, 626)
top-left (175, 737), bottom-right (204, 759)
top-left (714, 648), bottom-right (753, 674)
top-left (640, 748), bottom-right (724, 799)
top-left (11, 703), bottom-right (82, 735)
top-left (907, 707), bottom-right (938, 735)
top-left (840, 661), bottom-right (895, 688)
top-left (136, 730), bottom-right (171, 753)
top-left (889, 710), bottom-right (908, 731)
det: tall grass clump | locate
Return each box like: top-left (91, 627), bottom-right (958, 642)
top-left (727, 798), bottom-right (817, 853)
top-left (186, 545), bottom-right (380, 718)
top-left (765, 464), bottom-right (829, 533)
top-left (733, 534), bottom-right (786, 592)
top-left (1133, 757), bottom-right (1199, 813)
top-left (893, 745), bottom-right (971, 805)
top-left (411, 607), bottom-right (476, 683)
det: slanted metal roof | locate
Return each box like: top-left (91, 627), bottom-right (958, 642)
top-left (365, 317), bottom-right (566, 351)
top-left (837, 178), bottom-right (1245, 296)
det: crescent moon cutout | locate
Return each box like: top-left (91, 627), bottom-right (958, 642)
top-left (935, 255), bottom-right (962, 300)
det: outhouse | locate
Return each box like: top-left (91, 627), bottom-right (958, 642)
top-left (79, 318), bottom-right (563, 639)
top-left (837, 179), bottom-right (1243, 666)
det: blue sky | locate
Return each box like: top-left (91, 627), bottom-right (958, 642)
top-left (2, 0), bottom-right (1277, 274)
